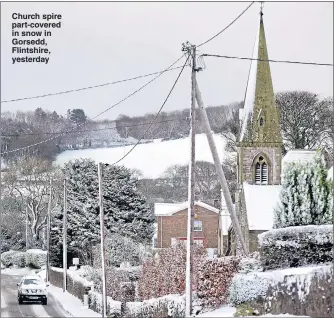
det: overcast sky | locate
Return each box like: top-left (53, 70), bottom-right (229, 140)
top-left (1, 1), bottom-right (333, 120)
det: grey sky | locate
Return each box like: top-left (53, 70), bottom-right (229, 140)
top-left (1, 1), bottom-right (333, 121)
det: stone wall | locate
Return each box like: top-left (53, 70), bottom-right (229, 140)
top-left (248, 266), bottom-right (333, 317)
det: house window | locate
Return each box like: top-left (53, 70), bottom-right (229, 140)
top-left (254, 156), bottom-right (269, 185)
top-left (194, 220), bottom-right (203, 231)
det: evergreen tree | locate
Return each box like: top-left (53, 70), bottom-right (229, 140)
top-left (50, 159), bottom-right (154, 266)
top-left (274, 154), bottom-right (333, 228)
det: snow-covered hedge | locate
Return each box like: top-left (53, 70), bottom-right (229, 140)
top-left (259, 225), bottom-right (333, 270)
top-left (197, 256), bottom-right (240, 309)
top-left (238, 252), bottom-right (263, 274)
top-left (25, 249), bottom-right (47, 269)
top-left (1, 250), bottom-right (26, 268)
top-left (138, 244), bottom-right (205, 300)
top-left (89, 291), bottom-right (122, 317)
top-left (125, 294), bottom-right (185, 318)
top-left (228, 272), bottom-right (272, 305)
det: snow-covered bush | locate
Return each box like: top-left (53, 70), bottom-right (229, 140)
top-left (125, 294), bottom-right (185, 318)
top-left (274, 155), bottom-right (333, 228)
top-left (238, 252), bottom-right (263, 274)
top-left (138, 243), bottom-right (205, 300)
top-left (93, 234), bottom-right (151, 268)
top-left (89, 291), bottom-right (122, 317)
top-left (228, 272), bottom-right (272, 305)
top-left (80, 265), bottom-right (141, 300)
top-left (25, 249), bottom-right (47, 269)
top-left (1, 250), bottom-right (26, 268)
top-left (259, 225), bottom-right (333, 270)
top-left (197, 256), bottom-right (240, 309)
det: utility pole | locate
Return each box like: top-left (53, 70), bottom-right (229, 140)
top-left (194, 80), bottom-right (248, 256)
top-left (98, 163), bottom-right (107, 318)
top-left (26, 206), bottom-right (29, 251)
top-left (46, 178), bottom-right (52, 282)
top-left (183, 42), bottom-right (197, 318)
top-left (63, 178), bottom-right (67, 292)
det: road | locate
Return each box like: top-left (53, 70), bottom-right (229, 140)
top-left (1, 274), bottom-right (69, 317)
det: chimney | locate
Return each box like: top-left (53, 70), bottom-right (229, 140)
top-left (213, 199), bottom-right (220, 209)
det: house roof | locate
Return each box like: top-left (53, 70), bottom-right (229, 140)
top-left (282, 150), bottom-right (317, 165)
top-left (154, 201), bottom-right (219, 217)
top-left (243, 182), bottom-right (281, 231)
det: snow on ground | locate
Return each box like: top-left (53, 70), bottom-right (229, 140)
top-left (55, 133), bottom-right (226, 179)
top-left (196, 305), bottom-right (309, 317)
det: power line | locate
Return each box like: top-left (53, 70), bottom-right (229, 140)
top-left (110, 54), bottom-right (190, 166)
top-left (0, 55), bottom-right (186, 155)
top-left (1, 118), bottom-right (189, 138)
top-left (2, 4), bottom-right (254, 104)
top-left (197, 2), bottom-right (255, 47)
top-left (0, 66), bottom-right (185, 104)
top-left (201, 54), bottom-right (334, 67)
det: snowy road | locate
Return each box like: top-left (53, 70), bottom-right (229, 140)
top-left (1, 274), bottom-right (69, 317)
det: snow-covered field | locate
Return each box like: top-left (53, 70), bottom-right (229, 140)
top-left (55, 133), bottom-right (226, 179)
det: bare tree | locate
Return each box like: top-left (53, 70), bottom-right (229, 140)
top-left (276, 91), bottom-right (332, 151)
top-left (3, 156), bottom-right (62, 248)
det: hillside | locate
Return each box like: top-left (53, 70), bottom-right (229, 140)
top-left (55, 133), bottom-right (226, 179)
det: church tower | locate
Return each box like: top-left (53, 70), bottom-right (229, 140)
top-left (228, 8), bottom-right (284, 256)
top-left (237, 10), bottom-right (283, 186)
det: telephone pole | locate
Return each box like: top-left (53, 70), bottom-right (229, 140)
top-left (194, 80), bottom-right (248, 256)
top-left (46, 178), bottom-right (52, 282)
top-left (183, 42), bottom-right (197, 318)
top-left (63, 178), bottom-right (68, 292)
top-left (98, 163), bottom-right (107, 318)
top-left (26, 206), bottom-right (29, 251)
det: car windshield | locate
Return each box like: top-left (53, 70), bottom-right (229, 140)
top-left (22, 278), bottom-right (41, 285)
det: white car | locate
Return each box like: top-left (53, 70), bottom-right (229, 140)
top-left (17, 275), bottom-right (49, 305)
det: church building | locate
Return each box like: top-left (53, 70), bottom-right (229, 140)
top-left (220, 9), bottom-right (331, 256)
top-left (223, 10), bottom-right (284, 255)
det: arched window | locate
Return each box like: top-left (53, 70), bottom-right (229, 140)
top-left (254, 156), bottom-right (269, 185)
top-left (259, 117), bottom-right (264, 126)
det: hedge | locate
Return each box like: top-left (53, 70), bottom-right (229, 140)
top-left (258, 225), bottom-right (333, 270)
top-left (197, 256), bottom-right (240, 309)
top-left (25, 249), bottom-right (47, 269)
top-left (1, 250), bottom-right (26, 268)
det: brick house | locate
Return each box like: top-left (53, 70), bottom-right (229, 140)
top-left (154, 201), bottom-right (219, 249)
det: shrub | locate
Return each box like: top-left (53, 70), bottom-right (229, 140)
top-left (25, 249), bottom-right (47, 269)
top-left (238, 252), bottom-right (263, 274)
top-left (88, 291), bottom-right (122, 317)
top-left (125, 295), bottom-right (185, 318)
top-left (274, 155), bottom-right (332, 229)
top-left (258, 225), bottom-right (333, 270)
top-left (93, 234), bottom-right (151, 268)
top-left (197, 256), bottom-right (240, 309)
top-left (138, 243), bottom-right (205, 300)
top-left (228, 272), bottom-right (272, 306)
top-left (1, 250), bottom-right (26, 268)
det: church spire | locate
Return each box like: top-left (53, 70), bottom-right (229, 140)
top-left (239, 6), bottom-right (282, 145)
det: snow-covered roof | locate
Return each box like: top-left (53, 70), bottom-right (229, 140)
top-left (243, 182), bottom-right (281, 230)
top-left (154, 201), bottom-right (219, 216)
top-left (327, 166), bottom-right (333, 181)
top-left (239, 19), bottom-right (260, 142)
top-left (282, 150), bottom-right (317, 166)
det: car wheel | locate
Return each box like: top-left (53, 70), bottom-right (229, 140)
top-left (42, 298), bottom-right (47, 305)
top-left (18, 296), bottom-right (23, 305)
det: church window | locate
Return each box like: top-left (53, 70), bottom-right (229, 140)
top-left (259, 117), bottom-right (264, 126)
top-left (255, 156), bottom-right (268, 185)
